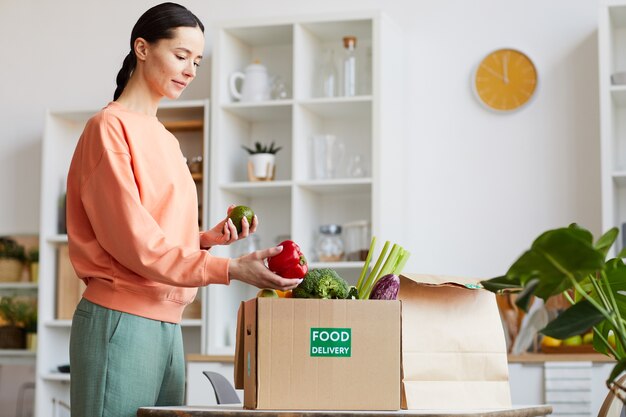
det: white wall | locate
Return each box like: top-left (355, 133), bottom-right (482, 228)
top-left (0, 364), bottom-right (35, 417)
top-left (0, 0), bottom-right (601, 278)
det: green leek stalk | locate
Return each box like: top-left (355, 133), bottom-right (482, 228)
top-left (376, 244), bottom-right (401, 281)
top-left (356, 236), bottom-right (377, 294)
top-left (359, 240), bottom-right (390, 299)
top-left (393, 250), bottom-right (410, 275)
top-left (362, 244), bottom-right (402, 299)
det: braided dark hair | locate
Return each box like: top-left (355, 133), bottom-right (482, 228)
top-left (113, 2), bottom-right (204, 100)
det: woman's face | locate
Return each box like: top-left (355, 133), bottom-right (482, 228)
top-left (141, 26), bottom-right (205, 100)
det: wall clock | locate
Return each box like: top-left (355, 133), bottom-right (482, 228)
top-left (473, 48), bottom-right (538, 112)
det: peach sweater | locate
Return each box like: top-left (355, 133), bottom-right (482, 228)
top-left (66, 102), bottom-right (229, 323)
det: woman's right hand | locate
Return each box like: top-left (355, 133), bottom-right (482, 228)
top-left (228, 245), bottom-right (302, 291)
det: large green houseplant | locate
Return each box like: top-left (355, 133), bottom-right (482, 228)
top-left (481, 224), bottom-right (626, 401)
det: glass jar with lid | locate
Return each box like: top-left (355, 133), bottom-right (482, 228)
top-left (343, 220), bottom-right (370, 261)
top-left (316, 224), bottom-right (345, 262)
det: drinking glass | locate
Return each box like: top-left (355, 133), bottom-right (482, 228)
top-left (311, 134), bottom-right (345, 179)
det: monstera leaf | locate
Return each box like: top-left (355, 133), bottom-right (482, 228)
top-left (481, 224), bottom-right (626, 401)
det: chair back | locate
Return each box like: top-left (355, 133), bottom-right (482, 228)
top-left (202, 371), bottom-right (240, 405)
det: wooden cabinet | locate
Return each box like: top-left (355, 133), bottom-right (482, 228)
top-left (35, 100), bottom-right (210, 416)
top-left (206, 11), bottom-right (404, 356)
top-left (508, 355), bottom-right (614, 417)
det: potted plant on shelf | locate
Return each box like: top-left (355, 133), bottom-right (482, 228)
top-left (241, 141), bottom-right (282, 181)
top-left (0, 296), bottom-right (30, 349)
top-left (480, 224), bottom-right (626, 402)
top-left (22, 302), bottom-right (37, 351)
top-left (0, 237), bottom-right (25, 282)
top-left (27, 247), bottom-right (39, 283)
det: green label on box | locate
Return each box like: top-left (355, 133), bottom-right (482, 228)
top-left (310, 328), bottom-right (351, 357)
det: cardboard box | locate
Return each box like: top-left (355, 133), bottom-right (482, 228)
top-left (235, 298), bottom-right (400, 410)
top-left (398, 273), bottom-right (511, 410)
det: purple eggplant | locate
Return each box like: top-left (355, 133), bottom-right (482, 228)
top-left (369, 274), bottom-right (400, 300)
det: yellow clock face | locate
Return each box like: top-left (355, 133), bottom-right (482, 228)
top-left (474, 48), bottom-right (538, 112)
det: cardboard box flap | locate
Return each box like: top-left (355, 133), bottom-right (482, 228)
top-left (398, 273), bottom-right (511, 410)
top-left (400, 273), bottom-right (483, 289)
top-left (242, 299), bottom-right (258, 409)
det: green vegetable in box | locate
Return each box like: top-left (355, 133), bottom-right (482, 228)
top-left (355, 237), bottom-right (410, 300)
top-left (293, 268), bottom-right (349, 299)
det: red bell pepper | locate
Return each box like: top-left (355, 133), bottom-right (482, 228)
top-left (268, 240), bottom-right (308, 278)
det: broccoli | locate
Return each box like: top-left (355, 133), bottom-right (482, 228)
top-left (293, 268), bottom-right (350, 299)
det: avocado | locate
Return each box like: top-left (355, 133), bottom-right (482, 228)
top-left (228, 205), bottom-right (254, 233)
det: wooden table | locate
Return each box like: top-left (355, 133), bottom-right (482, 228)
top-left (137, 404), bottom-right (552, 417)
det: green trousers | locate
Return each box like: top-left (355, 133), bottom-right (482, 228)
top-left (69, 298), bottom-right (185, 417)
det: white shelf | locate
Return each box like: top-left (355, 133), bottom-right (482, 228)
top-left (0, 282), bottom-right (37, 290)
top-left (221, 101), bottom-right (292, 122)
top-left (46, 234), bottom-right (68, 244)
top-left (610, 85), bottom-right (626, 106)
top-left (41, 373), bottom-right (71, 382)
top-left (296, 178), bottom-right (371, 194)
top-left (299, 18), bottom-right (374, 42)
top-left (309, 261), bottom-right (364, 269)
top-left (220, 180), bottom-right (292, 197)
top-left (181, 319), bottom-right (202, 327)
top-left (613, 171), bottom-right (626, 187)
top-left (44, 320), bottom-right (71, 328)
top-left (0, 349), bottom-right (36, 365)
top-left (224, 24), bottom-right (293, 46)
top-left (298, 96), bottom-right (372, 118)
top-left (0, 349), bottom-right (36, 357)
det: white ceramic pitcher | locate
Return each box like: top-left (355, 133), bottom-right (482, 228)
top-left (229, 62), bottom-right (270, 102)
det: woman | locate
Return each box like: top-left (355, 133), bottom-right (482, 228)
top-left (66, 3), bottom-right (300, 416)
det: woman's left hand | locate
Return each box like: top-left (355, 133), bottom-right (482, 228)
top-left (200, 204), bottom-right (258, 248)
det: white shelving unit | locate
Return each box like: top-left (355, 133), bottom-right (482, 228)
top-left (206, 12), bottom-right (404, 356)
top-left (600, 4), bottom-right (626, 253)
top-left (35, 99), bottom-right (210, 416)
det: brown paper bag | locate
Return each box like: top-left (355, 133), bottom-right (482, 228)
top-left (399, 273), bottom-right (511, 410)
